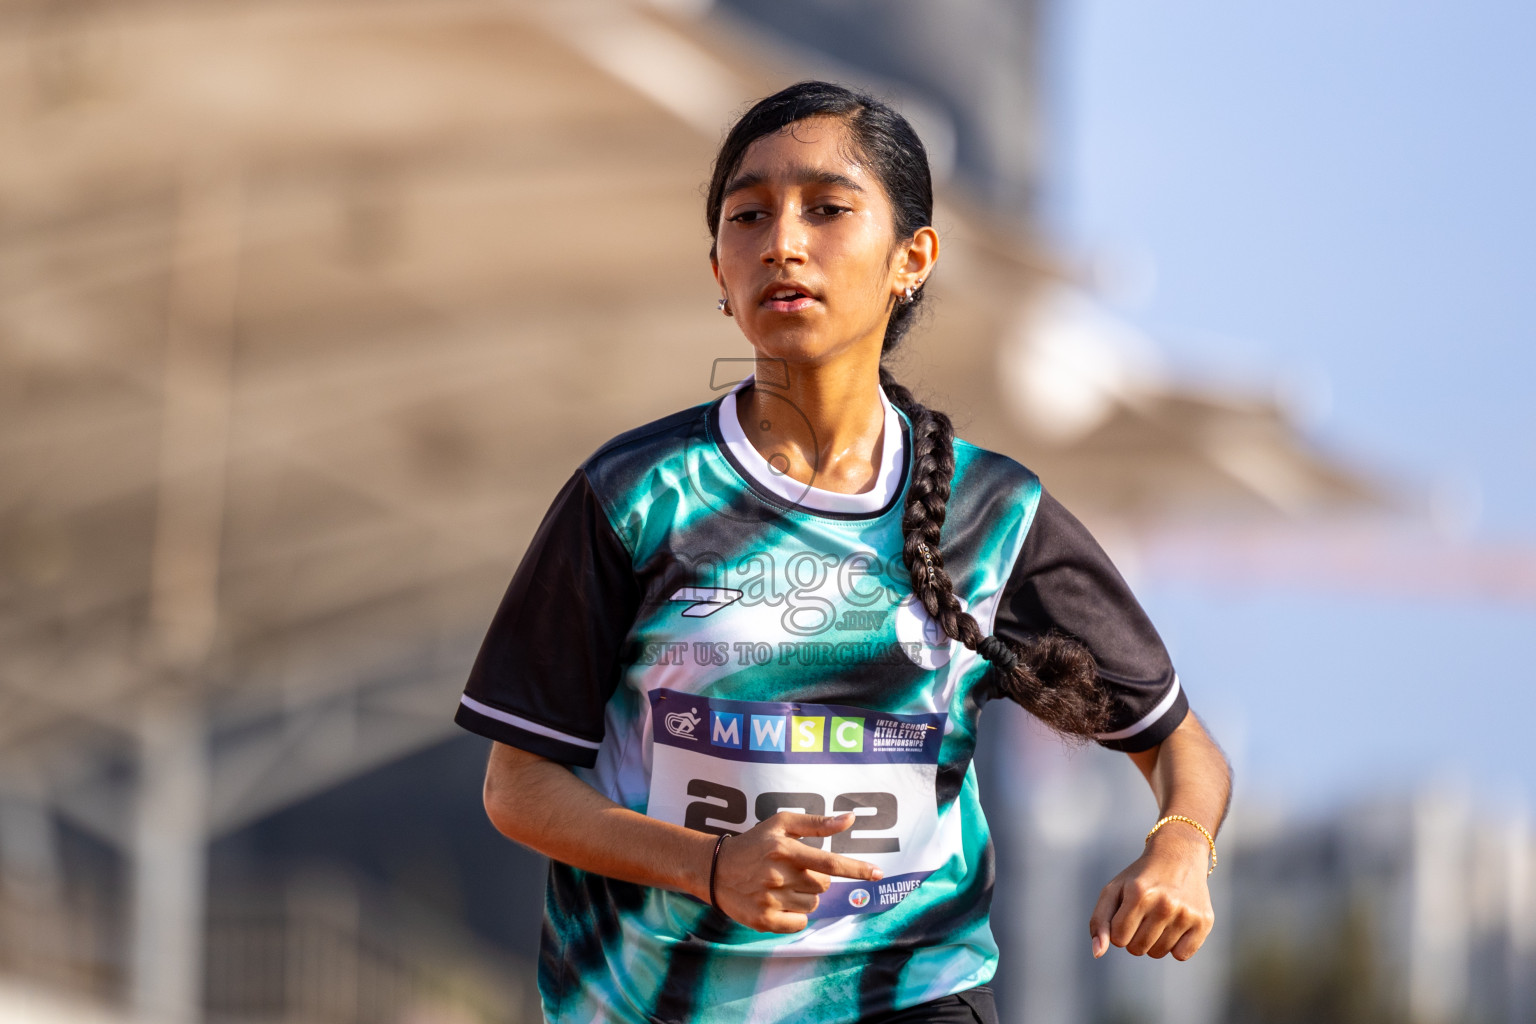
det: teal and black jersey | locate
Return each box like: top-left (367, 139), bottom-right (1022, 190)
top-left (455, 378), bottom-right (1186, 1024)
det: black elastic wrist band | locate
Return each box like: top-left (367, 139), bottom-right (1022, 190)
top-left (709, 833), bottom-right (729, 910)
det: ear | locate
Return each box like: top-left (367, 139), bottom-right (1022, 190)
top-left (893, 225), bottom-right (940, 297)
top-left (710, 253), bottom-right (722, 289)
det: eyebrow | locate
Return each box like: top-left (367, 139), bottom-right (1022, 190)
top-left (722, 166), bottom-right (867, 199)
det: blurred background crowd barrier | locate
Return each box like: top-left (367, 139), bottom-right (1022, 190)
top-left (1, 1), bottom-right (1530, 1023)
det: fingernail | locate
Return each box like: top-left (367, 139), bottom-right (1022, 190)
top-left (871, 869), bottom-right (884, 880)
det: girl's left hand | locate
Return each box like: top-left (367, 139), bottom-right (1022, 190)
top-left (1088, 824), bottom-right (1215, 960)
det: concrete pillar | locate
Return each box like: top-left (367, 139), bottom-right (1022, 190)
top-left (130, 161), bottom-right (242, 1024)
top-left (1408, 789), bottom-right (1471, 1024)
top-left (129, 697), bottom-right (208, 1024)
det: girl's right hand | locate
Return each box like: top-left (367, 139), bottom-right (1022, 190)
top-left (709, 812), bottom-right (883, 933)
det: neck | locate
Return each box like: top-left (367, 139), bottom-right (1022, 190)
top-left (738, 348), bottom-right (888, 495)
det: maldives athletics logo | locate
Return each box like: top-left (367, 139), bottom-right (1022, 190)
top-left (848, 889), bottom-right (871, 909)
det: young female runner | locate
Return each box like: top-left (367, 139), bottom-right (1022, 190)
top-left (455, 81), bottom-right (1230, 1024)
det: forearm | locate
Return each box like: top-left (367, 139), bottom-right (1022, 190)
top-left (483, 741), bottom-right (715, 900)
top-left (1089, 712), bottom-right (1228, 959)
top-left (1127, 713), bottom-right (1231, 859)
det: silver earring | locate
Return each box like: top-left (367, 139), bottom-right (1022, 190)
top-left (897, 284), bottom-right (915, 306)
top-left (717, 297), bottom-right (732, 317)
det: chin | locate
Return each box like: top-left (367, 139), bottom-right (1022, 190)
top-left (745, 326), bottom-right (855, 368)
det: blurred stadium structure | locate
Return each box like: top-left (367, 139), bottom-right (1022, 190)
top-left (1, 1), bottom-right (1522, 1023)
top-left (1000, 717), bottom-right (1536, 1024)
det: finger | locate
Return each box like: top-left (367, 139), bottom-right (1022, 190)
top-left (1149, 932), bottom-right (1185, 959)
top-left (1128, 919), bottom-right (1168, 958)
top-left (774, 889), bottom-right (820, 914)
top-left (787, 867), bottom-right (832, 894)
top-left (1171, 918), bottom-right (1210, 961)
top-left (789, 844), bottom-right (883, 882)
top-left (779, 812), bottom-right (856, 838)
top-left (758, 910), bottom-right (811, 934)
top-left (1109, 881), bottom-right (1154, 950)
top-left (1125, 903), bottom-right (1174, 957)
top-left (1145, 912), bottom-right (1195, 959)
top-left (1088, 882), bottom-right (1121, 959)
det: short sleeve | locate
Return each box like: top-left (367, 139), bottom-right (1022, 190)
top-left (993, 487), bottom-right (1187, 752)
top-left (454, 467), bottom-right (642, 767)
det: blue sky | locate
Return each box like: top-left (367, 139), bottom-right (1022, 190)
top-left (1043, 1), bottom-right (1536, 811)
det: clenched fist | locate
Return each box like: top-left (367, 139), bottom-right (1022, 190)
top-left (1089, 824), bottom-right (1215, 960)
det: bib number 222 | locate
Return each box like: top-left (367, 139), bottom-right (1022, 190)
top-left (683, 779), bottom-right (899, 853)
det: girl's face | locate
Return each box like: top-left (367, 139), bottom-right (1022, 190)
top-left (711, 117), bottom-right (934, 368)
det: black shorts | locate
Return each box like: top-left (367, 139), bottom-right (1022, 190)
top-left (858, 986), bottom-right (998, 1024)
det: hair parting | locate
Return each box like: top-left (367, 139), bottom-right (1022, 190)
top-left (707, 81), bottom-right (1112, 739)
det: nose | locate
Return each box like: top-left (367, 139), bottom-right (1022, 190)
top-left (762, 208), bottom-right (807, 266)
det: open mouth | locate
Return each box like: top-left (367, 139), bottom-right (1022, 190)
top-left (761, 286), bottom-right (817, 313)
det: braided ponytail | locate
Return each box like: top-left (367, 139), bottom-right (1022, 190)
top-left (879, 370), bottom-right (1112, 738)
top-left (708, 82), bottom-right (1111, 738)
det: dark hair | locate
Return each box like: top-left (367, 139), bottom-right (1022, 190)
top-left (706, 81), bottom-right (1111, 739)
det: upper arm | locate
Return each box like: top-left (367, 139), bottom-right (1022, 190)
top-left (484, 740), bottom-right (552, 796)
top-left (992, 487), bottom-right (1187, 752)
top-left (482, 739), bottom-right (616, 848)
top-left (483, 741), bottom-right (559, 823)
top-left (1126, 744), bottom-right (1160, 784)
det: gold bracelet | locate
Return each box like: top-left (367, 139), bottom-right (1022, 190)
top-left (1145, 815), bottom-right (1217, 876)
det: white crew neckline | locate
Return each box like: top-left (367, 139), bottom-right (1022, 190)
top-left (717, 375), bottom-right (906, 514)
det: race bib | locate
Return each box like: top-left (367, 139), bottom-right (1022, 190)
top-left (647, 688), bottom-right (947, 919)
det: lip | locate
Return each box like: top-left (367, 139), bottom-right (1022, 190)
top-left (757, 280), bottom-right (820, 313)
